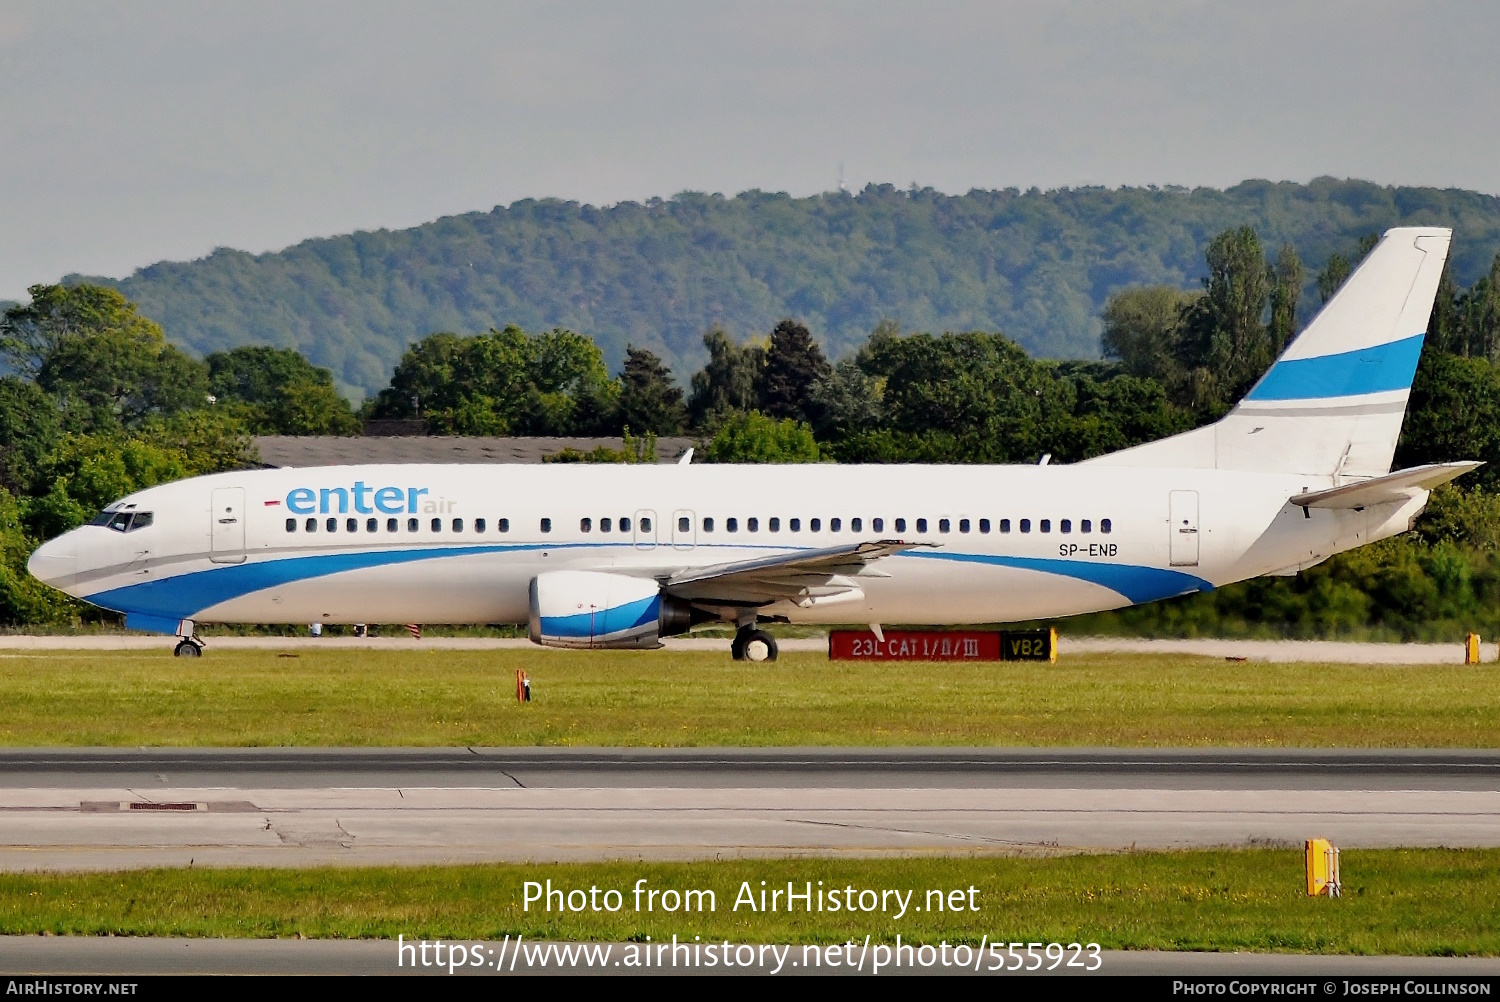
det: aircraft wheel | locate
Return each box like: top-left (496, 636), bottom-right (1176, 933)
top-left (173, 640), bottom-right (202, 658)
top-left (730, 630), bottom-right (748, 661)
top-left (743, 629), bottom-right (778, 663)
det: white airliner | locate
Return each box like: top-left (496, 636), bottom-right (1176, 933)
top-left (27, 227), bottom-right (1477, 661)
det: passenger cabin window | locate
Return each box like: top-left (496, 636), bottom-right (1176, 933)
top-left (1020, 519), bottom-right (1031, 533)
top-left (810, 518), bottom-right (822, 532)
top-left (873, 517), bottom-right (883, 532)
top-left (1040, 519), bottom-right (1051, 533)
top-left (620, 517), bottom-right (630, 532)
top-left (431, 518), bottom-right (442, 532)
top-left (916, 518), bottom-right (928, 533)
top-left (939, 518), bottom-right (951, 533)
top-left (895, 518), bottom-right (906, 533)
top-left (540, 518), bottom-right (552, 533)
top-left (407, 518), bottom-right (418, 532)
top-left (727, 517), bottom-right (738, 532)
top-left (386, 518), bottom-right (397, 532)
top-left (1081, 519), bottom-right (1091, 533)
top-left (1101, 518), bottom-right (1112, 534)
top-left (366, 518), bottom-right (378, 532)
top-left (747, 517), bottom-right (758, 532)
top-left (286, 517), bottom-right (297, 532)
top-left (600, 517), bottom-right (611, 532)
top-left (580, 517), bottom-right (592, 533)
top-left (678, 516), bottom-right (690, 532)
top-left (830, 517), bottom-right (841, 532)
top-left (498, 518), bottom-right (510, 533)
top-left (476, 518), bottom-right (486, 532)
top-left (999, 519), bottom-right (1011, 533)
top-left (306, 517), bottom-right (318, 532)
top-left (959, 518), bottom-right (970, 533)
top-left (344, 518), bottom-right (355, 533)
top-left (326, 517), bottom-right (337, 532)
top-left (640, 516), bottom-right (651, 532)
top-left (851, 517), bottom-right (862, 532)
top-left (790, 518), bottom-right (801, 531)
top-left (769, 517), bottom-right (780, 532)
top-left (702, 517), bottom-right (714, 532)
top-left (452, 518), bottom-right (463, 532)
top-left (1061, 519), bottom-right (1071, 533)
top-left (979, 518), bottom-right (990, 533)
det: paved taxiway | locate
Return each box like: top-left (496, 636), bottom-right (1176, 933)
top-left (0, 748), bottom-right (1497, 870)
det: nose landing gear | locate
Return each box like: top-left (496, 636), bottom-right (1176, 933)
top-left (731, 625), bottom-right (778, 662)
top-left (172, 619), bottom-right (204, 658)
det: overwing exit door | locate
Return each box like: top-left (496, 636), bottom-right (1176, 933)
top-left (1169, 490), bottom-right (1199, 567)
top-left (210, 487), bottom-right (247, 564)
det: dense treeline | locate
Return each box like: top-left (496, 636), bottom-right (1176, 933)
top-left (11, 219), bottom-right (1500, 638)
top-left (76, 179), bottom-right (1500, 400)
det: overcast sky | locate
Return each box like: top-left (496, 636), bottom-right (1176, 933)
top-left (1, 1), bottom-right (1497, 299)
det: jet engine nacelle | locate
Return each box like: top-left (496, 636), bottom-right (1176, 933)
top-left (528, 570), bottom-right (696, 649)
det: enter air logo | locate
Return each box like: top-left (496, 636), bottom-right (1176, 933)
top-left (286, 482), bottom-right (432, 515)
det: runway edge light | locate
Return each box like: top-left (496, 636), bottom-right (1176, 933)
top-left (1305, 838), bottom-right (1341, 897)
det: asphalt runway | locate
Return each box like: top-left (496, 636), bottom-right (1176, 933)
top-left (1, 748), bottom-right (1498, 870)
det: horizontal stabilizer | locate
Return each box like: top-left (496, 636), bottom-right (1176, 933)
top-left (1290, 462), bottom-right (1481, 510)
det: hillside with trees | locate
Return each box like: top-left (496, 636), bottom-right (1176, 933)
top-left (71, 178), bottom-right (1500, 400)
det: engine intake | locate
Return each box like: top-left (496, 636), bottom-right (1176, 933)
top-left (528, 570), bottom-right (698, 649)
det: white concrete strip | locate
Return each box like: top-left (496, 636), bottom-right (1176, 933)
top-left (1, 786), bottom-right (1498, 869)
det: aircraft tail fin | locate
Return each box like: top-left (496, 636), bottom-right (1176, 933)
top-left (1089, 226), bottom-right (1452, 479)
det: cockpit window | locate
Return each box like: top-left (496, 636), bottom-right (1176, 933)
top-left (93, 510), bottom-right (152, 532)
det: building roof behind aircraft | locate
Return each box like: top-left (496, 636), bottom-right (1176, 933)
top-left (252, 436), bottom-right (695, 468)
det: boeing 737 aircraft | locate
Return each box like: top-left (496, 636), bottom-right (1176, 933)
top-left (27, 227), bottom-right (1478, 661)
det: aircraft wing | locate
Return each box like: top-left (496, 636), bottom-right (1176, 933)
top-left (663, 539), bottom-right (934, 607)
top-left (1290, 462), bottom-right (1482, 510)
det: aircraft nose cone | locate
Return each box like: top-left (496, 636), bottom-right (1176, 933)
top-left (27, 533), bottom-right (77, 586)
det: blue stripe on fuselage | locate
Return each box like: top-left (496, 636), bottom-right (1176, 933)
top-left (1245, 333), bottom-right (1424, 401)
top-left (907, 550), bottom-right (1212, 604)
top-left (85, 542), bottom-right (1214, 622)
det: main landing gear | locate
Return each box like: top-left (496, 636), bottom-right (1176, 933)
top-left (173, 619), bottom-right (204, 658)
top-left (731, 625), bottom-right (778, 662)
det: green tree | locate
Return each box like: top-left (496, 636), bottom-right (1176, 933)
top-left (757, 319), bottom-right (831, 423)
top-left (1178, 227), bottom-right (1274, 406)
top-left (1268, 243), bottom-right (1303, 353)
top-left (0, 376), bottom-right (61, 493)
top-left (701, 412), bottom-right (821, 463)
top-left (138, 409), bottom-right (257, 477)
top-left (36, 324), bottom-right (208, 432)
top-left (0, 487), bottom-right (78, 627)
top-left (0, 284), bottom-right (165, 378)
top-left (615, 346), bottom-right (686, 434)
top-left (1099, 286), bottom-right (1198, 386)
top-left (206, 346), bottom-right (360, 435)
top-left (369, 326), bottom-right (617, 435)
top-left (687, 328), bottom-right (763, 430)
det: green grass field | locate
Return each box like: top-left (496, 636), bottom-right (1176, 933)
top-left (2, 851), bottom-right (1498, 954)
top-left (0, 648), bottom-right (1496, 747)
